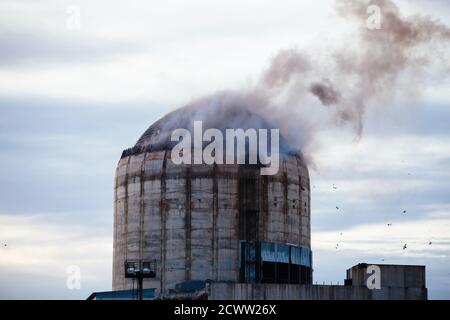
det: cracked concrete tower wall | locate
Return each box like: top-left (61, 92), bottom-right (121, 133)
top-left (112, 104), bottom-right (312, 295)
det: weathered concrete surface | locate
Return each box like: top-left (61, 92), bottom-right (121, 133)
top-left (112, 151), bottom-right (311, 295)
top-left (207, 283), bottom-right (427, 300)
top-left (347, 263), bottom-right (426, 289)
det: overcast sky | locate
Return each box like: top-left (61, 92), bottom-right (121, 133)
top-left (0, 0), bottom-right (449, 299)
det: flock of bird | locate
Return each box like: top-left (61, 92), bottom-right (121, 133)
top-left (1, 182), bottom-right (436, 256)
top-left (329, 183), bottom-right (433, 256)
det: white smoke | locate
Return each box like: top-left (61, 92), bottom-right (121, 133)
top-left (152, 0), bottom-right (450, 168)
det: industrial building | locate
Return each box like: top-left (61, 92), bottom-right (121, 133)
top-left (104, 104), bottom-right (427, 300)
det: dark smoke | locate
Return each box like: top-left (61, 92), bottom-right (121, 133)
top-left (164, 0), bottom-right (450, 167)
top-left (261, 48), bottom-right (311, 89)
top-left (331, 0), bottom-right (450, 135)
top-left (309, 81), bottom-right (341, 106)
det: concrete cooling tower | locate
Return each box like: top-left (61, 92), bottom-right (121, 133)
top-left (112, 102), bottom-right (312, 296)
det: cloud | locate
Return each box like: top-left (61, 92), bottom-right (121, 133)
top-left (0, 213), bottom-right (112, 299)
top-left (313, 217), bottom-right (450, 255)
top-left (311, 215), bottom-right (450, 298)
top-left (0, 0), bottom-right (449, 299)
top-left (0, 96), bottom-right (169, 215)
top-left (0, 32), bottom-right (145, 68)
top-left (309, 124), bottom-right (450, 238)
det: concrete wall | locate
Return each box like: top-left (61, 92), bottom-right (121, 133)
top-left (207, 283), bottom-right (427, 300)
top-left (347, 264), bottom-right (426, 288)
top-left (112, 151), bottom-right (311, 295)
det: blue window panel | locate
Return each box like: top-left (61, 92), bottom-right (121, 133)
top-left (259, 241), bottom-right (312, 267)
top-left (261, 242), bottom-right (289, 263)
top-left (261, 242), bottom-right (277, 262)
top-left (276, 243), bottom-right (290, 263)
top-left (300, 247), bottom-right (311, 267)
top-left (291, 246), bottom-right (302, 265)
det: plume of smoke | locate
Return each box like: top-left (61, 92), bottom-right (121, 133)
top-left (254, 0), bottom-right (449, 161)
top-left (309, 81), bottom-right (341, 106)
top-left (154, 0), bottom-right (449, 168)
top-left (331, 0), bottom-right (450, 134)
top-left (261, 48), bottom-right (311, 89)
